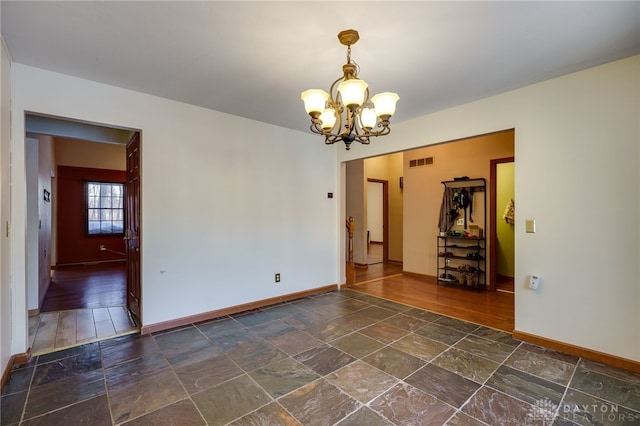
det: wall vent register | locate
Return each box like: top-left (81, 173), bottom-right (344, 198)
top-left (409, 157), bottom-right (434, 168)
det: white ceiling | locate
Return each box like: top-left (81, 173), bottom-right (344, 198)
top-left (2, 1), bottom-right (639, 134)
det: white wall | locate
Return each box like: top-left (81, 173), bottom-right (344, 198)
top-left (26, 137), bottom-right (39, 310)
top-left (10, 64), bottom-right (339, 353)
top-left (339, 56), bottom-right (640, 361)
top-left (0, 34), bottom-right (13, 376)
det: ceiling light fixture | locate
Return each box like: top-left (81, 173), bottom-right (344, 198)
top-left (301, 29), bottom-right (399, 151)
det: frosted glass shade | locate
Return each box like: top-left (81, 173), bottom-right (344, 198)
top-left (337, 78), bottom-right (368, 107)
top-left (360, 107), bottom-right (377, 129)
top-left (319, 109), bottom-right (337, 129)
top-left (371, 92), bottom-right (400, 117)
top-left (301, 89), bottom-right (329, 114)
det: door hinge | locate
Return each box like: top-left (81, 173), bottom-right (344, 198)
top-left (5, 221), bottom-right (9, 238)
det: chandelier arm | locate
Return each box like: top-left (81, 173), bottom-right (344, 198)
top-left (324, 134), bottom-right (342, 144)
top-left (361, 124), bottom-right (392, 138)
top-left (309, 122), bottom-right (325, 135)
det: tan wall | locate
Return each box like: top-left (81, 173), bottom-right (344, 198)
top-left (55, 137), bottom-right (126, 170)
top-left (403, 130), bottom-right (514, 278)
top-left (496, 162), bottom-right (515, 277)
top-left (387, 153), bottom-right (404, 262)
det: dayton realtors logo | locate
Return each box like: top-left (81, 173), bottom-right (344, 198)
top-left (526, 397), bottom-right (557, 425)
top-left (528, 397), bottom-right (640, 424)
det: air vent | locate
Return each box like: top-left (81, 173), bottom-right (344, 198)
top-left (409, 157), bottom-right (434, 168)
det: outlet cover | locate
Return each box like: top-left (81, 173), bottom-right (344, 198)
top-left (529, 275), bottom-right (540, 290)
top-left (456, 218), bottom-right (464, 226)
top-left (275, 273), bottom-right (281, 283)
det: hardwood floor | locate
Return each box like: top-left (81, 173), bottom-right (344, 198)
top-left (30, 306), bottom-right (137, 355)
top-left (42, 262), bottom-right (127, 312)
top-left (356, 262), bottom-right (404, 283)
top-left (352, 262), bottom-right (514, 332)
top-left (32, 262), bottom-right (137, 355)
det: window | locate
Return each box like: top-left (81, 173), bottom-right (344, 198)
top-left (87, 182), bottom-right (124, 235)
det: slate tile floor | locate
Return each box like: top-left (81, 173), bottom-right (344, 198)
top-left (3, 289), bottom-right (640, 425)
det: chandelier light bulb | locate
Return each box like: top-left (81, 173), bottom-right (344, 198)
top-left (371, 92), bottom-right (400, 117)
top-left (360, 107), bottom-right (377, 129)
top-left (337, 78), bottom-right (368, 108)
top-left (301, 89), bottom-right (329, 115)
top-left (320, 108), bottom-right (337, 130)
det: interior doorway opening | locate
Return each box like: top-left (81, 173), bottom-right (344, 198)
top-left (346, 129), bottom-right (515, 330)
top-left (366, 179), bottom-right (388, 265)
top-left (24, 114), bottom-right (141, 355)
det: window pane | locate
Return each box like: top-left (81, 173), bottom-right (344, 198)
top-left (87, 182), bottom-right (124, 235)
top-left (112, 221), bottom-right (124, 233)
top-left (88, 221), bottom-right (101, 234)
top-left (100, 221), bottom-right (112, 233)
top-left (88, 183), bottom-right (100, 197)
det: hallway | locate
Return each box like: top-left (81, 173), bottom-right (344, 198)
top-left (30, 263), bottom-right (137, 355)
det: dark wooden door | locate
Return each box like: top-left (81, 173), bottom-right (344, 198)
top-left (126, 133), bottom-right (141, 323)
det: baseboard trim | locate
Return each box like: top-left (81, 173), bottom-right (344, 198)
top-left (512, 330), bottom-right (640, 373)
top-left (497, 274), bottom-right (514, 282)
top-left (141, 284), bottom-right (339, 335)
top-left (1, 349), bottom-right (31, 388)
top-left (56, 259), bottom-right (126, 267)
top-left (402, 271), bottom-right (437, 282)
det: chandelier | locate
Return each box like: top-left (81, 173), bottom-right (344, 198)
top-left (301, 29), bottom-right (399, 150)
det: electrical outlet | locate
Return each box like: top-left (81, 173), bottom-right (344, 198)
top-left (275, 273), bottom-right (280, 283)
top-left (456, 218), bottom-right (464, 226)
top-left (99, 245), bottom-right (106, 251)
top-left (529, 275), bottom-right (540, 290)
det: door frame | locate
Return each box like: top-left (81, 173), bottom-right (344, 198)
top-left (367, 178), bottom-right (389, 264)
top-left (489, 156), bottom-right (514, 291)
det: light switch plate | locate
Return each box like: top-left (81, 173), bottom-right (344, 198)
top-left (525, 219), bottom-right (536, 233)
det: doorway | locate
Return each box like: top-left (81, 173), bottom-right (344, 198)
top-left (490, 157), bottom-right (515, 292)
top-left (346, 129), bottom-right (515, 329)
top-left (367, 179), bottom-right (388, 265)
top-left (25, 116), bottom-right (141, 355)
